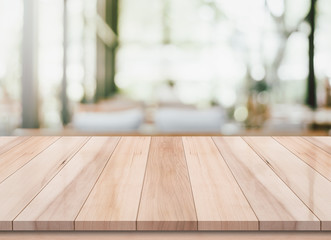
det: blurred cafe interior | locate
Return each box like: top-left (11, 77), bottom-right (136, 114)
top-left (1, 0), bottom-right (331, 136)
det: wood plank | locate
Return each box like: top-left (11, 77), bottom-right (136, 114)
top-left (14, 137), bottom-right (120, 230)
top-left (0, 137), bottom-right (59, 184)
top-left (244, 136), bottom-right (331, 231)
top-left (0, 137), bottom-right (89, 230)
top-left (182, 137), bottom-right (258, 230)
top-left (75, 137), bottom-right (151, 231)
top-left (1, 232), bottom-right (331, 240)
top-left (304, 137), bottom-right (331, 155)
top-left (212, 137), bottom-right (320, 231)
top-left (137, 137), bottom-right (197, 231)
top-left (274, 137), bottom-right (331, 182)
top-left (0, 137), bottom-right (30, 155)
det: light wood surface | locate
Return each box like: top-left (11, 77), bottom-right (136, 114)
top-left (0, 137), bottom-right (30, 155)
top-left (137, 137), bottom-right (197, 231)
top-left (0, 137), bottom-right (59, 183)
top-left (1, 232), bottom-right (331, 240)
top-left (0, 136), bottom-right (330, 232)
top-left (14, 137), bottom-right (120, 230)
top-left (274, 137), bottom-right (331, 182)
top-left (76, 137), bottom-right (150, 230)
top-left (244, 136), bottom-right (331, 230)
top-left (182, 137), bottom-right (258, 230)
top-left (304, 137), bottom-right (331, 155)
top-left (212, 137), bottom-right (320, 231)
top-left (0, 137), bottom-right (89, 230)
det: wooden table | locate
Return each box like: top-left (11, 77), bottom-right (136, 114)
top-left (0, 136), bottom-right (330, 238)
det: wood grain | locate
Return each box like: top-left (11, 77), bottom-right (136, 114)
top-left (213, 137), bottom-right (320, 231)
top-left (75, 137), bottom-right (150, 231)
top-left (1, 232), bottom-right (331, 240)
top-left (182, 137), bottom-right (258, 230)
top-left (0, 137), bottom-right (89, 230)
top-left (14, 137), bottom-right (120, 230)
top-left (0, 136), bottom-right (330, 232)
top-left (304, 137), bottom-right (331, 155)
top-left (0, 137), bottom-right (30, 155)
top-left (274, 137), bottom-right (331, 182)
top-left (137, 137), bottom-right (197, 231)
top-left (244, 136), bottom-right (331, 230)
top-left (0, 137), bottom-right (59, 184)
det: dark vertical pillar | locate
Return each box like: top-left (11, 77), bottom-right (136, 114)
top-left (22, 0), bottom-right (39, 128)
top-left (306, 0), bottom-right (317, 109)
top-left (61, 0), bottom-right (70, 125)
top-left (105, 0), bottom-right (118, 97)
top-left (105, 47), bottom-right (117, 96)
top-left (95, 0), bottom-right (107, 101)
top-left (95, 0), bottom-right (119, 101)
top-left (95, 37), bottom-right (106, 101)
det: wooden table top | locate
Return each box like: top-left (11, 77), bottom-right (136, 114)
top-left (0, 136), bottom-right (330, 231)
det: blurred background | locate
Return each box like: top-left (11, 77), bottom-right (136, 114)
top-left (1, 0), bottom-right (331, 136)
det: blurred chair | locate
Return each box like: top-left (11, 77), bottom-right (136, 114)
top-left (72, 108), bottom-right (144, 133)
top-left (154, 107), bottom-right (225, 133)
